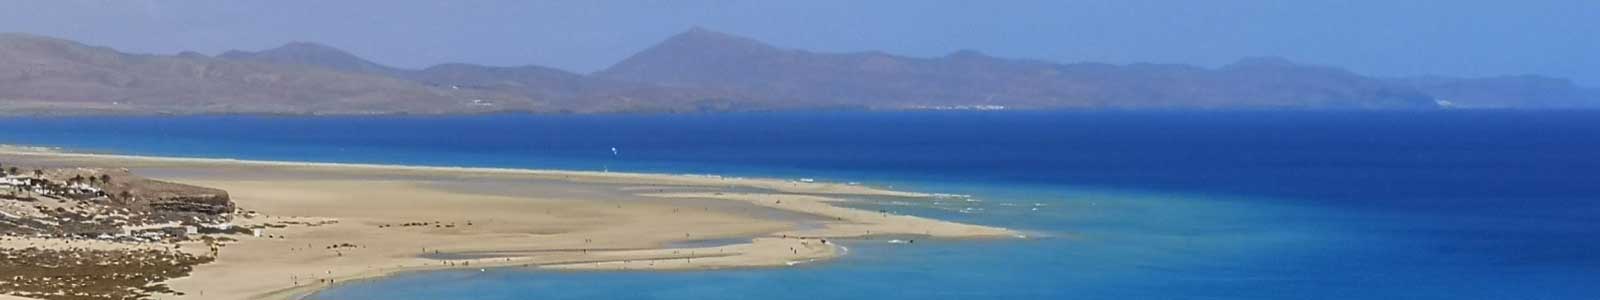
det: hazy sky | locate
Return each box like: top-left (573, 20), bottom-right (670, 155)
top-left (2, 0), bottom-right (1596, 84)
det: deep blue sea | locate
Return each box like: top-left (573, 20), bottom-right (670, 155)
top-left (1, 111), bottom-right (1596, 299)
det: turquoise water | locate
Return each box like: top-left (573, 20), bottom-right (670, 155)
top-left (0, 111), bottom-right (1595, 299)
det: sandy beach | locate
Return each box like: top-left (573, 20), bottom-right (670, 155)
top-left (0, 146), bottom-right (1018, 300)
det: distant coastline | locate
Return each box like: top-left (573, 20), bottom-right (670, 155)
top-left (2, 29), bottom-right (1595, 116)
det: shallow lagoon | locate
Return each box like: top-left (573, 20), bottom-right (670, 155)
top-left (2, 111), bottom-right (1595, 299)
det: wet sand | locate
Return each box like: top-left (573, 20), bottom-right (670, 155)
top-left (0, 146), bottom-right (1018, 300)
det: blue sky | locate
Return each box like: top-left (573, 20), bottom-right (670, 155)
top-left (2, 0), bottom-right (1596, 84)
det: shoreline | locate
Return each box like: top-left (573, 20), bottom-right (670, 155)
top-left (0, 145), bottom-right (935, 198)
top-left (0, 144), bottom-right (1020, 300)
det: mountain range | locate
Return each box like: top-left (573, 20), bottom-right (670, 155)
top-left (1, 28), bottom-right (1594, 115)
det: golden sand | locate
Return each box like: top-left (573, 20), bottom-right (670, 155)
top-left (0, 146), bottom-right (1018, 300)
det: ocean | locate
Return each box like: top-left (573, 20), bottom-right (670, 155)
top-left (1, 110), bottom-right (1596, 299)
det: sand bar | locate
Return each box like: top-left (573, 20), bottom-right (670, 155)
top-left (0, 145), bottom-right (1018, 300)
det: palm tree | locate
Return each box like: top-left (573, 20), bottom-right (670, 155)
top-left (100, 174), bottom-right (111, 184)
